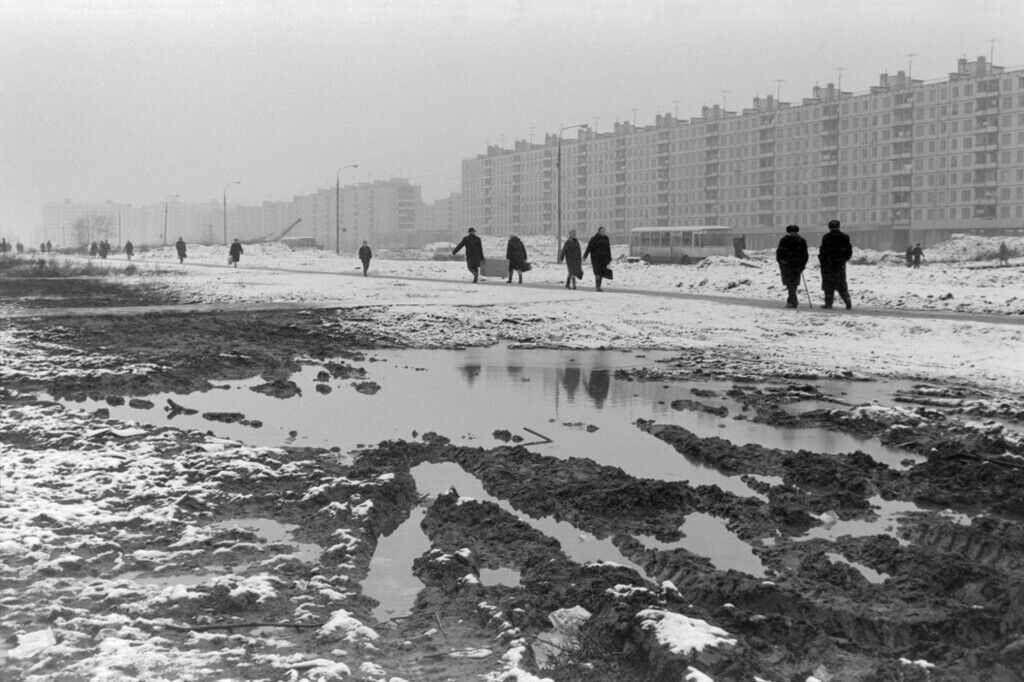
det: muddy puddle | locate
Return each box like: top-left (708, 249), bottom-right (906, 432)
top-left (48, 345), bottom-right (937, 628)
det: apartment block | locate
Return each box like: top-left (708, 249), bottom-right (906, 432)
top-left (461, 56), bottom-right (1024, 250)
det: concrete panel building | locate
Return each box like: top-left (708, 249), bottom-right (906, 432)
top-left (461, 56), bottom-right (1024, 250)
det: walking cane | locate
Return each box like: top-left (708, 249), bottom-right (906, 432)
top-left (801, 273), bottom-right (813, 308)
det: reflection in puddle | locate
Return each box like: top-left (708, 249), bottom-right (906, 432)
top-left (56, 345), bottom-right (915, 500)
top-left (211, 517), bottom-right (323, 564)
top-left (636, 512), bottom-right (767, 578)
top-left (363, 508), bottom-right (430, 623)
top-left (480, 567), bottom-right (521, 587)
top-left (825, 552), bottom-right (890, 584)
top-left (797, 498), bottom-right (927, 544)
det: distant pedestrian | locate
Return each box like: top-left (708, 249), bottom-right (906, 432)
top-left (452, 227), bottom-right (484, 283)
top-left (124, 240), bottom-right (134, 261)
top-left (229, 239), bottom-right (243, 267)
top-left (175, 237), bottom-right (187, 264)
top-left (775, 224), bottom-right (809, 308)
top-left (0, 238), bottom-right (8, 255)
top-left (358, 240), bottom-right (372, 276)
top-left (558, 229), bottom-right (584, 290)
top-left (15, 242), bottom-right (24, 254)
top-left (505, 234), bottom-right (529, 284)
top-left (45, 240), bottom-right (52, 254)
top-left (39, 242), bottom-right (46, 253)
top-left (904, 245), bottom-right (914, 268)
top-left (583, 226), bottom-right (612, 292)
top-left (818, 219), bottom-right (853, 309)
top-left (98, 240), bottom-right (109, 259)
top-left (999, 241), bottom-right (1010, 266)
top-left (89, 241), bottom-right (99, 258)
top-left (911, 243), bottom-right (924, 268)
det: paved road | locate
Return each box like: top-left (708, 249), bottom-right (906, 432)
top-left (3, 256), bottom-right (1022, 326)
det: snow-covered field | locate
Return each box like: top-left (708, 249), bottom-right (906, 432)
top-left (116, 233), bottom-right (1024, 316)
top-left (34, 234), bottom-right (1024, 395)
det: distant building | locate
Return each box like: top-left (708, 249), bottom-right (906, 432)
top-left (461, 56), bottom-right (1024, 250)
top-left (422, 192), bottom-right (463, 244)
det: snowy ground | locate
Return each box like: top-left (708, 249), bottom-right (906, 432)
top-left (38, 235), bottom-right (1024, 396)
top-left (109, 233), bottom-right (1024, 317)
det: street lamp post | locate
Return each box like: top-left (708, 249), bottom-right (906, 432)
top-left (557, 123), bottom-right (589, 255)
top-left (223, 181), bottom-right (240, 246)
top-left (163, 195), bottom-right (178, 246)
top-left (335, 164), bottom-right (359, 254)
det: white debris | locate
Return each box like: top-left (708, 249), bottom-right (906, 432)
top-left (636, 609), bottom-right (736, 655)
top-left (8, 628), bottom-right (56, 659)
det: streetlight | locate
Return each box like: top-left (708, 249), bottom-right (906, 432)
top-left (336, 164), bottom-right (359, 254)
top-left (223, 181), bottom-right (240, 245)
top-left (557, 123), bottom-right (588, 255)
top-left (163, 195), bottom-right (178, 246)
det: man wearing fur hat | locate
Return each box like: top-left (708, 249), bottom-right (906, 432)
top-left (818, 219), bottom-right (853, 309)
top-left (775, 224), bottom-right (808, 308)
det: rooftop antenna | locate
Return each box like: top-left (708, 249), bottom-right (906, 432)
top-left (721, 90), bottom-right (728, 110)
top-left (673, 100), bottom-right (680, 118)
top-left (631, 108), bottom-right (638, 126)
top-left (529, 126), bottom-right (535, 144)
top-left (775, 79), bottom-right (784, 106)
top-left (988, 38), bottom-right (998, 65)
top-left (592, 117), bottom-right (600, 132)
top-left (836, 67), bottom-right (845, 97)
top-left (906, 53), bottom-right (916, 83)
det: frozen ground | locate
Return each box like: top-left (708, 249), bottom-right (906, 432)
top-left (40, 235), bottom-right (1024, 396)
top-left (117, 233), bottom-right (1024, 316)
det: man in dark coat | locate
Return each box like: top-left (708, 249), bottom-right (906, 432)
top-left (124, 240), bottom-right (134, 260)
top-left (905, 245), bottom-right (914, 267)
top-left (583, 226), bottom-right (612, 292)
top-left (229, 239), bottom-right (243, 267)
top-left (45, 240), bottom-right (52, 253)
top-left (911, 243), bottom-right (924, 268)
top-left (775, 224), bottom-right (809, 308)
top-left (358, 240), bottom-right (372, 276)
top-left (818, 219), bottom-right (853, 309)
top-left (452, 227), bottom-right (484, 283)
top-left (505, 234), bottom-right (528, 284)
top-left (999, 241), bottom-right (1010, 265)
top-left (89, 241), bottom-right (98, 257)
top-left (99, 240), bottom-right (109, 259)
top-left (175, 237), bottom-right (187, 264)
top-left (558, 228), bottom-right (584, 289)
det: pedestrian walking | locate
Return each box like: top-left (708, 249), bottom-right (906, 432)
top-left (452, 227), bottom-right (484, 283)
top-left (124, 240), bottom-right (134, 260)
top-left (583, 226), bottom-right (613, 292)
top-left (45, 240), bottom-right (52, 254)
top-left (818, 219), bottom-right (853, 309)
top-left (999, 241), bottom-right (1010, 266)
top-left (505, 234), bottom-right (529, 284)
top-left (89, 241), bottom-right (99, 258)
top-left (175, 237), bottom-right (187, 264)
top-left (911, 243), bottom-right (924, 268)
top-left (558, 229), bottom-right (584, 290)
top-left (99, 240), bottom-right (109, 259)
top-left (0, 238), bottom-right (8, 255)
top-left (39, 242), bottom-right (46, 253)
top-left (229, 239), bottom-right (243, 267)
top-left (776, 224), bottom-right (809, 308)
top-left (358, 240), bottom-right (372, 276)
top-left (904, 245), bottom-right (914, 268)
top-left (15, 242), bottom-right (24, 254)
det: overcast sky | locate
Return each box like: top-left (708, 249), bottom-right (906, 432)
top-left (1, 0), bottom-right (1021, 237)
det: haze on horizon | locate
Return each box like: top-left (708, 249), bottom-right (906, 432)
top-left (1, 0), bottom-right (1021, 240)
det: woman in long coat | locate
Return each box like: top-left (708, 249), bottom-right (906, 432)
top-left (229, 239), bottom-right (244, 267)
top-left (505, 234), bottom-right (528, 284)
top-left (557, 229), bottom-right (583, 289)
top-left (452, 227), bottom-right (484, 283)
top-left (583, 226), bottom-right (612, 291)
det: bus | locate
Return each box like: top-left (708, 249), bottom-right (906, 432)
top-left (629, 226), bottom-right (735, 264)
